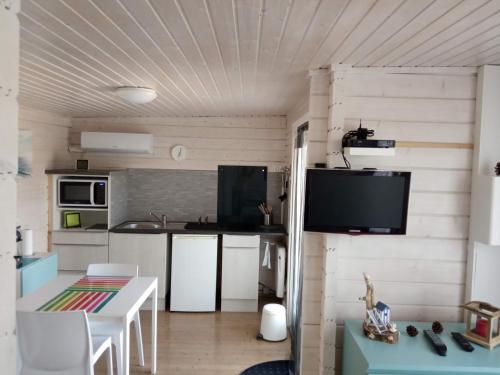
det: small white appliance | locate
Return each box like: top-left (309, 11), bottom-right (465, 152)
top-left (81, 132), bottom-right (153, 154)
top-left (275, 246), bottom-right (286, 298)
top-left (21, 229), bottom-right (33, 256)
top-left (58, 178), bottom-right (108, 208)
top-left (170, 234), bottom-right (218, 312)
top-left (259, 303), bottom-right (287, 342)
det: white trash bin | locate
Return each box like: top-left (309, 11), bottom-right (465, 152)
top-left (259, 303), bottom-right (287, 342)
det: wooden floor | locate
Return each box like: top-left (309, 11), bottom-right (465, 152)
top-left (96, 310), bottom-right (290, 375)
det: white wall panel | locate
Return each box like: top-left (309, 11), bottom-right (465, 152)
top-left (332, 236), bottom-right (467, 262)
top-left (0, 2), bottom-right (19, 371)
top-left (345, 72), bottom-right (477, 99)
top-left (0, 10), bottom-right (19, 99)
top-left (0, 101), bottom-right (18, 173)
top-left (71, 116), bottom-right (287, 172)
top-left (298, 69), bottom-right (329, 374)
top-left (16, 107), bottom-right (72, 253)
top-left (346, 96), bottom-right (475, 124)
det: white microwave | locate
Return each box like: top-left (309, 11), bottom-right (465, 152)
top-left (58, 179), bottom-right (108, 208)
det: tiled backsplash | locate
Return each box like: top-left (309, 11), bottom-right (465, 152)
top-left (109, 170), bottom-right (128, 228)
top-left (120, 169), bottom-right (283, 224)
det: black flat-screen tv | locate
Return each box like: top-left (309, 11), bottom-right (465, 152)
top-left (304, 169), bottom-right (411, 234)
top-left (217, 165), bottom-right (267, 227)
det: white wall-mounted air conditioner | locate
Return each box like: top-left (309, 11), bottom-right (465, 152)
top-left (81, 132), bottom-right (153, 154)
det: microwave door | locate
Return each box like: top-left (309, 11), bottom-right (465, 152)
top-left (59, 181), bottom-right (92, 206)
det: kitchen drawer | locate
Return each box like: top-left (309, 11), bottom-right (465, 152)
top-left (54, 244), bottom-right (108, 271)
top-left (52, 230), bottom-right (108, 246)
top-left (222, 234), bottom-right (260, 248)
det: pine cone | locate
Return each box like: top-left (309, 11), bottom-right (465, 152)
top-left (496, 162), bottom-right (500, 176)
top-left (432, 321), bottom-right (444, 334)
top-left (406, 325), bottom-right (419, 337)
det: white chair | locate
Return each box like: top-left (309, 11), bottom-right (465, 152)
top-left (17, 310), bottom-right (113, 375)
top-left (87, 264), bottom-right (144, 375)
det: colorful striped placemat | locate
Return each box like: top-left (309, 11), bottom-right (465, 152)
top-left (37, 276), bottom-right (130, 313)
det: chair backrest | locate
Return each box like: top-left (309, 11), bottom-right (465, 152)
top-left (87, 263), bottom-right (139, 277)
top-left (17, 310), bottom-right (94, 375)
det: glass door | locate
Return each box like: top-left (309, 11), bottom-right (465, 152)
top-left (59, 180), bottom-right (92, 206)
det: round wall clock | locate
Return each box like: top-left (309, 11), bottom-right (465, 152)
top-left (171, 145), bottom-right (187, 161)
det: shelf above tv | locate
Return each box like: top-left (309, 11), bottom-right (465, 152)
top-left (345, 147), bottom-right (395, 156)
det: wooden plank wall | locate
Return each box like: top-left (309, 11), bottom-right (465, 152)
top-left (71, 116), bottom-right (287, 172)
top-left (322, 67), bottom-right (477, 374)
top-left (17, 107), bottom-right (73, 252)
top-left (0, 1), bottom-right (20, 371)
top-left (301, 69), bottom-right (329, 375)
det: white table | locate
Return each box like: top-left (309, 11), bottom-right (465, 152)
top-left (17, 275), bottom-right (158, 375)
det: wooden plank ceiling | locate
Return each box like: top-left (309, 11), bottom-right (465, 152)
top-left (19, 0), bottom-right (500, 117)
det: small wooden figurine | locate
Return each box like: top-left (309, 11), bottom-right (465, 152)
top-left (359, 273), bottom-right (399, 344)
top-left (463, 301), bottom-right (500, 350)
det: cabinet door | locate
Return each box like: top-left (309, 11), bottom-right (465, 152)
top-left (222, 235), bottom-right (260, 300)
top-left (21, 254), bottom-right (58, 297)
top-left (109, 233), bottom-right (167, 297)
top-left (54, 244), bottom-right (108, 271)
top-left (171, 235), bottom-right (218, 312)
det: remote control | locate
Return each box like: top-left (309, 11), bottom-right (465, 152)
top-left (424, 329), bottom-right (447, 356)
top-left (451, 332), bottom-right (474, 352)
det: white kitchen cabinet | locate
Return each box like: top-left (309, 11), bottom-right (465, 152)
top-left (170, 234), bottom-right (218, 312)
top-left (52, 230), bottom-right (108, 271)
top-left (221, 235), bottom-right (260, 312)
top-left (55, 244), bottom-right (108, 271)
top-left (109, 232), bottom-right (168, 310)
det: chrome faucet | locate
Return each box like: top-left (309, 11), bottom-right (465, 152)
top-left (149, 210), bottom-right (167, 227)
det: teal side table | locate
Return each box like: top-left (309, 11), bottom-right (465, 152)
top-left (343, 320), bottom-right (500, 374)
top-left (19, 252), bottom-right (58, 297)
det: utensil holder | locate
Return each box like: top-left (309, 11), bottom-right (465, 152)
top-left (264, 213), bottom-right (272, 226)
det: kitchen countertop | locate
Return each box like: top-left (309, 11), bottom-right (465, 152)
top-left (110, 221), bottom-right (287, 236)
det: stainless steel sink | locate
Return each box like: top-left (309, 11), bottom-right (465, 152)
top-left (117, 221), bottom-right (163, 230)
top-left (116, 221), bottom-right (188, 231)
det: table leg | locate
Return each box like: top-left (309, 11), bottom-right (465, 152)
top-left (117, 330), bottom-right (123, 375)
top-left (151, 286), bottom-right (157, 374)
top-left (123, 318), bottom-right (130, 375)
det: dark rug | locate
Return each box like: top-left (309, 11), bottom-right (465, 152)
top-left (240, 360), bottom-right (290, 374)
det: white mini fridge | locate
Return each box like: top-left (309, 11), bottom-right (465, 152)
top-left (170, 234), bottom-right (218, 312)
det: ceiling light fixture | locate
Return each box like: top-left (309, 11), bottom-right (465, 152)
top-left (115, 86), bottom-right (157, 104)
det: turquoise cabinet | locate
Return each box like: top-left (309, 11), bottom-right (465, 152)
top-left (17, 253), bottom-right (58, 297)
top-left (343, 320), bottom-right (500, 374)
